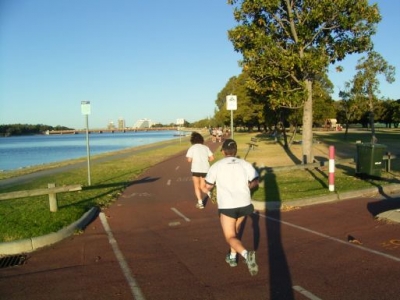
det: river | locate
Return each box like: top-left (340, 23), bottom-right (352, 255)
top-left (0, 130), bottom-right (185, 171)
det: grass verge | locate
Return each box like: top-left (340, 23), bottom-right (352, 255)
top-left (0, 138), bottom-right (190, 242)
top-left (1, 129), bottom-right (399, 242)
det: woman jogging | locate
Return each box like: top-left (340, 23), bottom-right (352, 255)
top-left (202, 139), bottom-right (259, 276)
top-left (186, 132), bottom-right (214, 209)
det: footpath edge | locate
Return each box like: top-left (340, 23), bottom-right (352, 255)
top-left (0, 207), bottom-right (99, 256)
top-left (1, 185), bottom-right (400, 256)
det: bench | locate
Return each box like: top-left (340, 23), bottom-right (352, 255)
top-left (247, 137), bottom-right (259, 150)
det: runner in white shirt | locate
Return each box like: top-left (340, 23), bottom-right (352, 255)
top-left (202, 139), bottom-right (259, 276)
top-left (186, 132), bottom-right (214, 209)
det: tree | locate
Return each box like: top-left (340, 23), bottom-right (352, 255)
top-left (352, 51), bottom-right (396, 143)
top-left (215, 73), bottom-right (264, 131)
top-left (227, 0), bottom-right (381, 163)
top-left (337, 81), bottom-right (369, 137)
top-left (378, 99), bottom-right (400, 128)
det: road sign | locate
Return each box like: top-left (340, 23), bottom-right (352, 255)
top-left (226, 95), bottom-right (237, 110)
top-left (81, 101), bottom-right (91, 115)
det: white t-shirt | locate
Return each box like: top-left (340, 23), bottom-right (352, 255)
top-left (205, 156), bottom-right (258, 209)
top-left (186, 144), bottom-right (213, 173)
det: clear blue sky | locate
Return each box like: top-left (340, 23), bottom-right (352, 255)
top-left (1, 1), bottom-right (399, 129)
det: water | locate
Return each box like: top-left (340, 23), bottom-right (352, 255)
top-left (0, 130), bottom-right (182, 171)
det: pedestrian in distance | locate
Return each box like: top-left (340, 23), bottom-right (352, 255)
top-left (186, 132), bottom-right (215, 209)
top-left (202, 138), bottom-right (259, 276)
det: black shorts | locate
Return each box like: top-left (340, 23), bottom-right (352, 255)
top-left (219, 204), bottom-right (254, 219)
top-left (192, 172), bottom-right (207, 178)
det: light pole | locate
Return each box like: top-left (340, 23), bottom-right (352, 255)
top-left (81, 101), bottom-right (91, 186)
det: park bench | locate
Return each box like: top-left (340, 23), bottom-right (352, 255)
top-left (247, 137), bottom-right (259, 150)
top-left (0, 183), bottom-right (82, 212)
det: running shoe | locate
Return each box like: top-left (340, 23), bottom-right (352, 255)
top-left (225, 254), bottom-right (238, 267)
top-left (245, 251), bottom-right (258, 276)
top-left (195, 202), bottom-right (204, 209)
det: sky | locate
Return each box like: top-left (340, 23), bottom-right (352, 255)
top-left (1, 1), bottom-right (399, 130)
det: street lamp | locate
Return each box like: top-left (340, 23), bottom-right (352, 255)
top-left (81, 101), bottom-right (91, 186)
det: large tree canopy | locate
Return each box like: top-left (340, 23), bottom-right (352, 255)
top-left (227, 0), bottom-right (381, 163)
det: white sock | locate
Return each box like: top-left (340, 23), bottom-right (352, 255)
top-left (198, 199), bottom-right (203, 203)
top-left (241, 250), bottom-right (248, 259)
top-left (230, 252), bottom-right (237, 259)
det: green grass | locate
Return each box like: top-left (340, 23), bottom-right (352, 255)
top-left (1, 128), bottom-right (399, 242)
top-left (243, 129), bottom-right (400, 202)
top-left (0, 139), bottom-right (190, 242)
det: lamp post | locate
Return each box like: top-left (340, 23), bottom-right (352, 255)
top-left (81, 101), bottom-right (91, 186)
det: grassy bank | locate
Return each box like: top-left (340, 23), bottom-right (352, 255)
top-left (231, 129), bottom-right (400, 202)
top-left (0, 138), bottom-right (191, 242)
top-left (1, 129), bottom-right (399, 242)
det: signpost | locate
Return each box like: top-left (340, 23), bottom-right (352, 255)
top-left (226, 95), bottom-right (237, 139)
top-left (81, 101), bottom-right (91, 186)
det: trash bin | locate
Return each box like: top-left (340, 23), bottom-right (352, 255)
top-left (355, 143), bottom-right (387, 177)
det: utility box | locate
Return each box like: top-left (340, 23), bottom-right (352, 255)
top-left (355, 143), bottom-right (386, 177)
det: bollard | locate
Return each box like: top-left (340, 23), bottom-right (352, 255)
top-left (329, 146), bottom-right (335, 192)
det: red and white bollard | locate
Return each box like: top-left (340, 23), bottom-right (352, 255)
top-left (329, 146), bottom-right (335, 192)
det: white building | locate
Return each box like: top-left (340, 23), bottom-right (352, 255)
top-left (133, 118), bottom-right (154, 128)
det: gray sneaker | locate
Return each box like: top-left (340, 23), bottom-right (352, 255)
top-left (225, 254), bottom-right (237, 267)
top-left (195, 202), bottom-right (204, 209)
top-left (245, 251), bottom-right (258, 276)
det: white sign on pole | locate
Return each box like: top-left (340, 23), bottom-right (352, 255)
top-left (226, 95), bottom-right (237, 110)
top-left (81, 101), bottom-right (91, 115)
top-left (176, 118), bottom-right (185, 125)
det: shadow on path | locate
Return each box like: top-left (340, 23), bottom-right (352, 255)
top-left (256, 163), bottom-right (294, 299)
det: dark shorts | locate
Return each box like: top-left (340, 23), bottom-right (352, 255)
top-left (219, 204), bottom-right (254, 219)
top-left (192, 172), bottom-right (207, 178)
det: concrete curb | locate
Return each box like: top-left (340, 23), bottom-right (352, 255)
top-left (252, 183), bottom-right (400, 221)
top-left (2, 184), bottom-right (400, 256)
top-left (0, 207), bottom-right (99, 256)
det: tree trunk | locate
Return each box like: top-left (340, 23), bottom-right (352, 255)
top-left (302, 79), bottom-right (313, 164)
top-left (369, 95), bottom-right (377, 144)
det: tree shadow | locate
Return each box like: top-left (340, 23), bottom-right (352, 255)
top-left (278, 140), bottom-right (302, 165)
top-left (367, 197), bottom-right (400, 217)
top-left (61, 177), bottom-right (160, 210)
top-left (306, 168), bottom-right (328, 189)
top-left (255, 163), bottom-right (294, 299)
top-left (364, 177), bottom-right (400, 217)
top-left (84, 176), bottom-right (160, 190)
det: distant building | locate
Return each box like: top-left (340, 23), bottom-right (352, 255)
top-left (118, 118), bottom-right (125, 129)
top-left (107, 121), bottom-right (115, 130)
top-left (133, 118), bottom-right (154, 128)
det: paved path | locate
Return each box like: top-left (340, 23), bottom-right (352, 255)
top-left (1, 141), bottom-right (400, 299)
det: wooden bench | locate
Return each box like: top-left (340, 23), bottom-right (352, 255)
top-left (0, 183), bottom-right (82, 212)
top-left (247, 137), bottom-right (259, 150)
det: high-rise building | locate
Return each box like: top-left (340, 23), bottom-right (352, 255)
top-left (118, 118), bottom-right (125, 129)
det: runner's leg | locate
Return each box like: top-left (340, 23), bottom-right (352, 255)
top-left (220, 214), bottom-right (246, 254)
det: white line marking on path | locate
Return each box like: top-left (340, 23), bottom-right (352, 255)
top-left (167, 179), bottom-right (171, 186)
top-left (258, 213), bottom-right (400, 262)
top-left (293, 286), bottom-right (322, 300)
top-left (99, 212), bottom-right (146, 300)
top-left (171, 207), bottom-right (191, 222)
